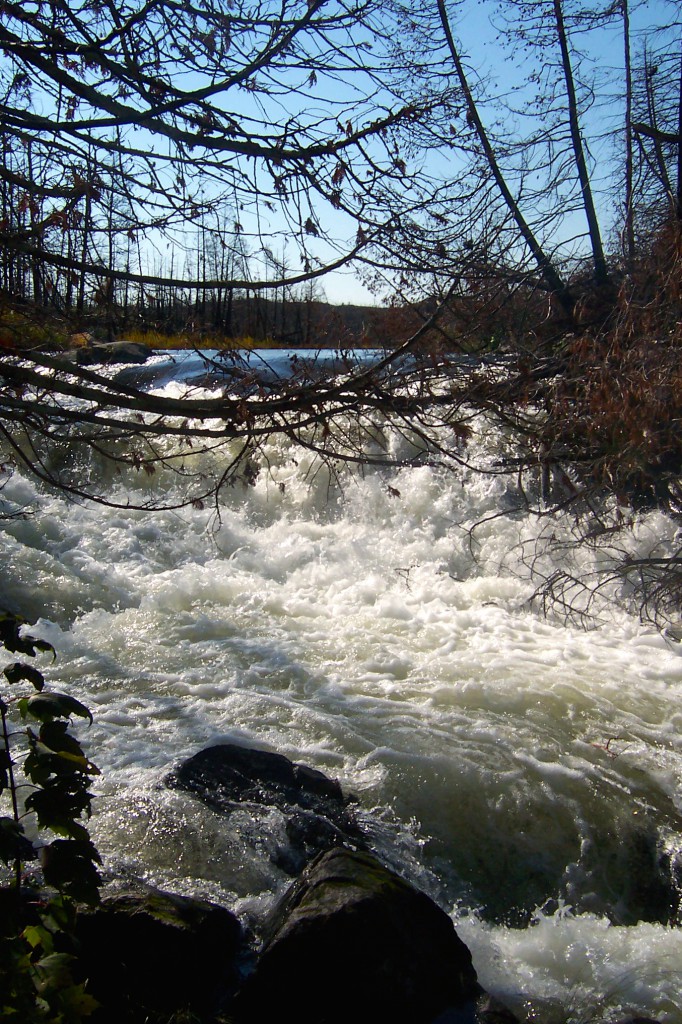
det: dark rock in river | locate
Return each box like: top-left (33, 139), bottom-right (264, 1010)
top-left (574, 823), bottom-right (681, 925)
top-left (74, 883), bottom-right (242, 1023)
top-left (613, 1019), bottom-right (662, 1024)
top-left (76, 340), bottom-right (151, 365)
top-left (617, 827), bottom-right (681, 925)
top-left (473, 995), bottom-right (522, 1024)
top-left (167, 743), bottom-right (365, 872)
top-left (235, 847), bottom-right (481, 1024)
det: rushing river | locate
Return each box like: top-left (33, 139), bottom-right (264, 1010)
top-left (1, 350), bottom-right (681, 1022)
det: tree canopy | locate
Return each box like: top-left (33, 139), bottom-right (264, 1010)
top-left (0, 0), bottom-right (451, 302)
top-left (0, 0), bottom-right (680, 546)
top-left (1, 0), bottom-right (680, 309)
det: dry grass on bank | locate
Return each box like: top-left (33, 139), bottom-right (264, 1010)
top-left (122, 329), bottom-right (275, 350)
top-left (0, 308), bottom-right (280, 353)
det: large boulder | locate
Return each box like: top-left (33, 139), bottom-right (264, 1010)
top-left (74, 883), bottom-right (242, 1023)
top-left (236, 848), bottom-right (481, 1024)
top-left (167, 743), bottom-right (365, 873)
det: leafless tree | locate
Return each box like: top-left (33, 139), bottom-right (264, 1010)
top-left (1, 0), bottom-right (681, 632)
top-left (0, 0), bottom-right (454, 304)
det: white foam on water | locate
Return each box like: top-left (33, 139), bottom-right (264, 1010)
top-left (456, 905), bottom-right (682, 1022)
top-left (1, 407), bottom-right (681, 1021)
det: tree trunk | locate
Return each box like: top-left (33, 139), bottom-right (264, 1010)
top-left (622, 0), bottom-right (635, 265)
top-left (677, 40), bottom-right (682, 219)
top-left (552, 0), bottom-right (609, 287)
top-left (77, 187), bottom-right (92, 315)
top-left (436, 0), bottom-right (575, 316)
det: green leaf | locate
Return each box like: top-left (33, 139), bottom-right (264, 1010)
top-left (24, 738), bottom-right (99, 786)
top-left (57, 981), bottom-right (99, 1018)
top-left (23, 743), bottom-right (52, 787)
top-left (24, 693), bottom-right (93, 724)
top-left (22, 924), bottom-right (53, 953)
top-left (3, 662), bottom-right (45, 692)
top-left (39, 893), bottom-right (77, 934)
top-left (30, 639), bottom-right (57, 661)
top-left (32, 951), bottom-right (75, 994)
top-left (25, 780), bottom-right (94, 829)
top-left (40, 840), bottom-right (102, 904)
top-left (0, 816), bottom-right (37, 865)
top-left (32, 740), bottom-right (95, 773)
top-left (0, 610), bottom-right (56, 661)
top-left (0, 610), bottom-right (28, 652)
top-left (48, 820), bottom-right (91, 842)
top-left (38, 724), bottom-right (82, 757)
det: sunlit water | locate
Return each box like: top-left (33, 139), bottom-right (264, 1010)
top-left (1, 353), bottom-right (681, 1022)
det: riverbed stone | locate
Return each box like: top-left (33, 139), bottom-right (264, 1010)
top-left (235, 847), bottom-right (481, 1024)
top-left (74, 883), bottom-right (242, 1023)
top-left (166, 743), bottom-right (365, 872)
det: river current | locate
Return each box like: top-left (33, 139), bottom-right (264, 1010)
top-left (1, 351), bottom-right (681, 1022)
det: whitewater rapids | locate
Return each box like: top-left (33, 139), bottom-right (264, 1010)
top-left (1, 359), bottom-right (680, 1022)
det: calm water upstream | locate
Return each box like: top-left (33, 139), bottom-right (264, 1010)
top-left (1, 351), bottom-right (681, 1022)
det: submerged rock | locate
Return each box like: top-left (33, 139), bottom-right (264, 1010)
top-left (74, 883), bottom-right (242, 1023)
top-left (167, 743), bottom-right (365, 873)
top-left (236, 847), bottom-right (481, 1024)
top-left (617, 828), bottom-right (681, 925)
top-left (573, 824), bottom-right (681, 925)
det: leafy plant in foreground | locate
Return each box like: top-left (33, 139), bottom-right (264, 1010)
top-left (0, 608), bottom-right (101, 1022)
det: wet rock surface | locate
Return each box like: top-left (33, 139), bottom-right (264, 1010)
top-left (74, 882), bottom-right (242, 1023)
top-left (235, 847), bottom-right (481, 1024)
top-left (167, 743), bottom-right (366, 873)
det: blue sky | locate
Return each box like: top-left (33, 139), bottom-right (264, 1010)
top-left (265, 0), bottom-right (678, 304)
top-left (6, 0), bottom-right (679, 307)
